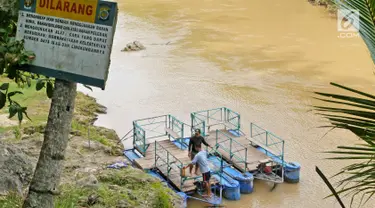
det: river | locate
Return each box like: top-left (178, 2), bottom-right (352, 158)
top-left (78, 0), bottom-right (375, 207)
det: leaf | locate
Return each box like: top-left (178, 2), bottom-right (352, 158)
top-left (26, 77), bottom-right (31, 87)
top-left (315, 166), bottom-right (346, 208)
top-left (22, 107), bottom-right (31, 121)
top-left (23, 50), bottom-right (35, 57)
top-left (0, 46), bottom-right (6, 54)
top-left (7, 37), bottom-right (15, 43)
top-left (46, 81), bottom-right (53, 98)
top-left (315, 81), bottom-right (375, 206)
top-left (83, 84), bottom-right (93, 91)
top-left (0, 92), bottom-right (5, 109)
top-left (17, 111), bottom-right (23, 123)
top-left (0, 28), bottom-right (6, 33)
top-left (9, 105), bottom-right (17, 118)
top-left (0, 83), bottom-right (9, 90)
top-left (36, 79), bottom-right (45, 91)
top-left (8, 46), bottom-right (17, 53)
top-left (7, 91), bottom-right (23, 98)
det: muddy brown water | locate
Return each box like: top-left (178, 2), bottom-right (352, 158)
top-left (78, 0), bottom-right (375, 207)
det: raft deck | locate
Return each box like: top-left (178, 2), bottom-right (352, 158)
top-left (133, 139), bottom-right (219, 193)
top-left (205, 129), bottom-right (272, 173)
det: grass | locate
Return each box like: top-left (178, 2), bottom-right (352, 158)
top-left (0, 76), bottom-right (49, 126)
top-left (71, 120), bottom-right (110, 146)
top-left (0, 168), bottom-right (177, 208)
top-left (0, 192), bottom-right (23, 208)
top-left (152, 183), bottom-right (173, 208)
top-left (0, 79), bottom-right (175, 206)
top-left (0, 76), bottom-right (118, 148)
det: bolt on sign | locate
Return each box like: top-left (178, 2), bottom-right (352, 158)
top-left (16, 0), bottom-right (118, 89)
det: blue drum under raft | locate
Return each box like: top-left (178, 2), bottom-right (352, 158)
top-left (284, 162), bottom-right (301, 183)
top-left (208, 156), bottom-right (254, 194)
top-left (232, 172), bottom-right (254, 194)
top-left (211, 171), bottom-right (240, 200)
top-left (248, 141), bottom-right (302, 184)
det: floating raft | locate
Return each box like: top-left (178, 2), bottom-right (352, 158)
top-left (121, 107), bottom-right (301, 207)
top-left (176, 138), bottom-right (254, 194)
top-left (132, 139), bottom-right (220, 193)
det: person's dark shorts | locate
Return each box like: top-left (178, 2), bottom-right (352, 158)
top-left (202, 171), bottom-right (211, 182)
top-left (191, 151), bottom-right (197, 160)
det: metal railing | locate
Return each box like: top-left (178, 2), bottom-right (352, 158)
top-left (132, 115), bottom-right (169, 155)
top-left (191, 107), bottom-right (240, 136)
top-left (154, 140), bottom-right (224, 201)
top-left (133, 122), bottom-right (146, 154)
top-left (167, 115), bottom-right (186, 147)
top-left (249, 123), bottom-right (285, 165)
top-left (118, 128), bottom-right (134, 144)
top-left (214, 130), bottom-right (248, 171)
top-left (191, 113), bottom-right (206, 136)
top-left (154, 141), bottom-right (184, 189)
top-left (225, 107), bottom-right (241, 131)
top-left (168, 115), bottom-right (184, 137)
top-left (132, 114), bottom-right (195, 155)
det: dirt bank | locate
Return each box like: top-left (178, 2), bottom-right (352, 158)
top-left (0, 77), bottom-right (183, 207)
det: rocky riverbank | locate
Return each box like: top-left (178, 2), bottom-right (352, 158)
top-left (0, 78), bottom-right (183, 207)
top-left (308, 0), bottom-right (338, 15)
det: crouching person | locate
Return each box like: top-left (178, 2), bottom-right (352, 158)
top-left (183, 143), bottom-right (212, 197)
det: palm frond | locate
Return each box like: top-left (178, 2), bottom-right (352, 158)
top-left (314, 82), bottom-right (375, 207)
top-left (314, 82), bottom-right (375, 143)
top-left (316, 166), bottom-right (346, 208)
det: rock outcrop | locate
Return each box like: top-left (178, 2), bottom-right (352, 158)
top-left (0, 142), bottom-right (33, 196)
top-left (121, 41), bottom-right (146, 52)
top-left (0, 89), bottom-right (183, 207)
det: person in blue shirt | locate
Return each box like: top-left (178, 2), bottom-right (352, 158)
top-left (183, 143), bottom-right (212, 197)
top-left (188, 129), bottom-right (211, 175)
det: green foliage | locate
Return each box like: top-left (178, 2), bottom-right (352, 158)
top-left (13, 126), bottom-right (21, 140)
top-left (54, 186), bottom-right (88, 208)
top-left (152, 183), bottom-right (173, 208)
top-left (313, 1), bottom-right (375, 206)
top-left (0, 0), bottom-right (19, 28)
top-left (71, 120), bottom-right (110, 146)
top-left (0, 20), bottom-right (56, 124)
top-left (98, 168), bottom-right (154, 188)
top-left (0, 192), bottom-right (23, 208)
top-left (0, 7), bottom-right (92, 125)
top-left (56, 169), bottom-right (173, 207)
top-left (315, 83), bottom-right (375, 207)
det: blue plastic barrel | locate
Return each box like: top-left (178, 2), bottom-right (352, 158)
top-left (212, 173), bottom-right (241, 200)
top-left (238, 172), bottom-right (254, 194)
top-left (207, 156), bottom-right (253, 194)
top-left (207, 156), bottom-right (242, 198)
top-left (223, 167), bottom-right (253, 194)
top-left (284, 162), bottom-right (300, 183)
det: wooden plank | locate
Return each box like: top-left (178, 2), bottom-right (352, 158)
top-left (206, 129), bottom-right (272, 172)
top-left (133, 139), bottom-right (221, 193)
top-left (165, 127), bottom-right (181, 139)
